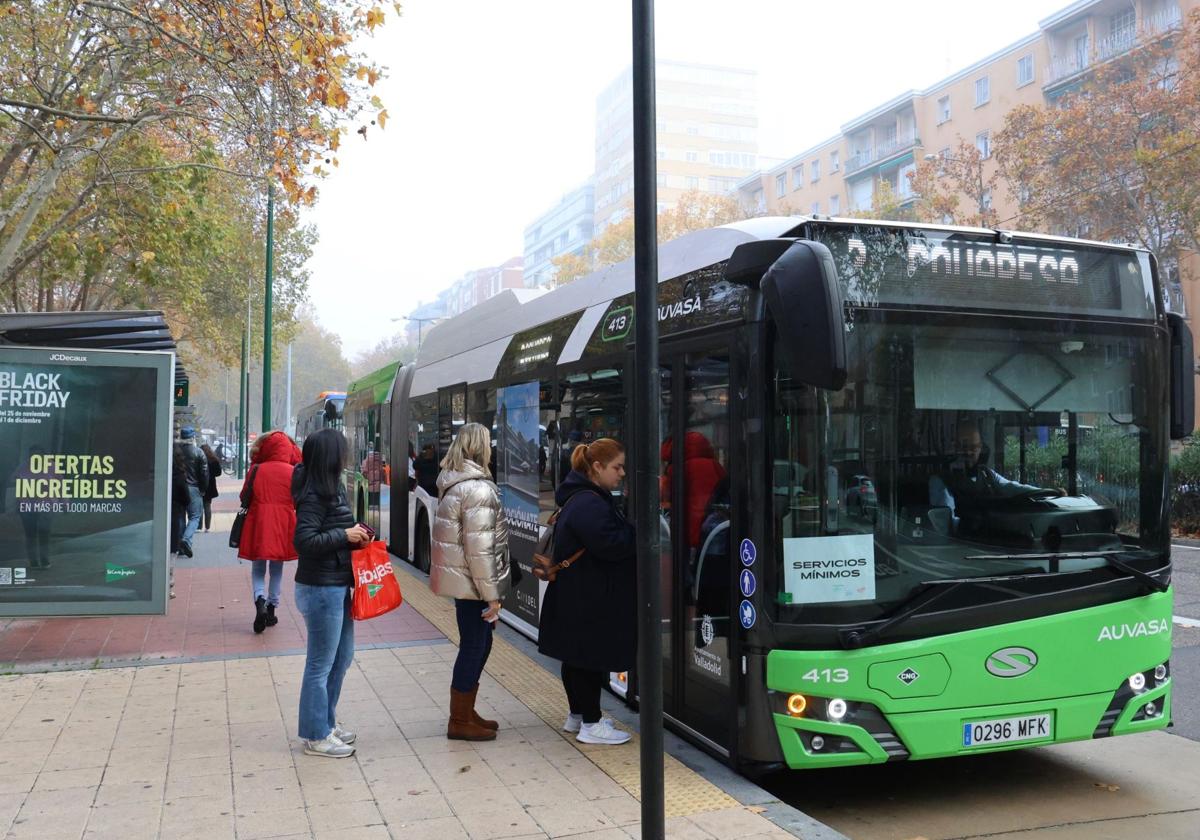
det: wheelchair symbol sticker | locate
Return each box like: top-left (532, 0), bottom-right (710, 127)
top-left (739, 599), bottom-right (756, 629)
top-left (739, 569), bottom-right (756, 597)
top-left (740, 539), bottom-right (756, 567)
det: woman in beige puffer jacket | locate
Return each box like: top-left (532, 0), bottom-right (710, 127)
top-left (431, 422), bottom-right (510, 741)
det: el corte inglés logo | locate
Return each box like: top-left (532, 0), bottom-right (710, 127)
top-left (105, 562), bottom-right (136, 582)
top-left (367, 584), bottom-right (383, 598)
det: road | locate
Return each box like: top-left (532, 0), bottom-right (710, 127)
top-left (761, 544), bottom-right (1200, 840)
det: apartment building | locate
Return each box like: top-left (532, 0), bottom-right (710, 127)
top-left (594, 60), bottom-right (759, 232)
top-left (522, 182), bottom-right (595, 289)
top-left (443, 257), bottom-right (525, 318)
top-left (738, 0), bottom-right (1191, 271)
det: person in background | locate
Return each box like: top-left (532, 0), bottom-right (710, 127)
top-left (169, 440), bottom-right (189, 598)
top-left (239, 430), bottom-right (302, 633)
top-left (177, 426), bottom-right (208, 558)
top-left (200, 444), bottom-right (222, 532)
top-left (292, 428), bottom-right (369, 758)
top-left (430, 423), bottom-right (510, 741)
top-left (538, 438), bottom-right (636, 745)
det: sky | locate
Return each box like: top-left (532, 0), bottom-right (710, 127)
top-left (305, 0), bottom-right (1072, 358)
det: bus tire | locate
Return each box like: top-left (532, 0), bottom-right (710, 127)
top-left (414, 511), bottom-right (432, 574)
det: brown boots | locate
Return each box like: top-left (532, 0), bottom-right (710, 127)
top-left (448, 685), bottom-right (497, 741)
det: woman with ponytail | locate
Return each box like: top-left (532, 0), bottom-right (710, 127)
top-left (537, 438), bottom-right (636, 745)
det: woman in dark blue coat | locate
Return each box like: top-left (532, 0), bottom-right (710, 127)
top-left (537, 438), bottom-right (636, 745)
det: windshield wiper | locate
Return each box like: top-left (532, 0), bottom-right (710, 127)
top-left (838, 550), bottom-right (1168, 650)
top-left (966, 549), bottom-right (1169, 592)
top-left (839, 570), bottom-right (1043, 650)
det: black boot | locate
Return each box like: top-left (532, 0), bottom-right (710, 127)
top-left (253, 596), bottom-right (267, 634)
top-left (265, 603), bottom-right (278, 627)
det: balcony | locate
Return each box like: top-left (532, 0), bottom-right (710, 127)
top-left (1044, 5), bottom-right (1182, 87)
top-left (844, 132), bottom-right (920, 176)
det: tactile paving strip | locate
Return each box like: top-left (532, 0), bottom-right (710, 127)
top-left (398, 571), bottom-right (739, 817)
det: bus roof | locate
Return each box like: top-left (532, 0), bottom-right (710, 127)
top-left (347, 361), bottom-right (402, 405)
top-left (415, 217), bottom-right (806, 371)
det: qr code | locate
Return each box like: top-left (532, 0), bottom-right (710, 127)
top-left (0, 568), bottom-right (11, 585)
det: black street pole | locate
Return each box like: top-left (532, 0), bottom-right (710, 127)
top-left (632, 1), bottom-right (663, 837)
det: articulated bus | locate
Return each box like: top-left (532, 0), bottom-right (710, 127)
top-left (355, 216), bottom-right (1194, 772)
top-left (295, 390), bottom-right (346, 444)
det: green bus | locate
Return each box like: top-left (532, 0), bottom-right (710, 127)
top-left (368, 217), bottom-right (1193, 771)
top-left (343, 363), bottom-right (401, 539)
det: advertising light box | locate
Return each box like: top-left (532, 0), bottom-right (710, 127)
top-left (0, 345), bottom-right (173, 616)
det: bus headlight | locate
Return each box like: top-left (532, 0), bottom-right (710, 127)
top-left (1127, 672), bottom-right (1146, 693)
top-left (1154, 664), bottom-right (1168, 684)
top-left (786, 693), bottom-right (808, 717)
top-left (827, 698), bottom-right (848, 722)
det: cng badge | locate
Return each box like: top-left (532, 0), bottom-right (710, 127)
top-left (986, 647), bottom-right (1038, 678)
top-left (897, 667), bottom-right (920, 685)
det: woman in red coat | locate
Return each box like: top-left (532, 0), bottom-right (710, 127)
top-left (239, 430), bottom-right (302, 633)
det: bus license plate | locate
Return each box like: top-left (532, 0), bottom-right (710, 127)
top-left (962, 713), bottom-right (1053, 748)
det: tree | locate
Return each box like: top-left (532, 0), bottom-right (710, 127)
top-left (994, 9), bottom-right (1200, 265)
top-left (352, 332), bottom-right (416, 379)
top-left (0, 0), bottom-right (397, 356)
top-left (551, 190), bottom-right (749, 285)
top-left (907, 138), bottom-right (999, 226)
top-left (848, 177), bottom-right (917, 223)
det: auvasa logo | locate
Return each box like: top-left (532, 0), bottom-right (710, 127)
top-left (357, 561), bottom-right (393, 586)
top-left (1096, 619), bottom-right (1170, 641)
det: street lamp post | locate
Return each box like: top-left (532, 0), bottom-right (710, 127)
top-left (390, 316), bottom-right (437, 352)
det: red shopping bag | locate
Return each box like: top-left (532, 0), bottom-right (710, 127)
top-left (351, 541), bottom-right (403, 620)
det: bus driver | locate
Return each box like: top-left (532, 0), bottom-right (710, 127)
top-left (928, 420), bottom-right (1056, 526)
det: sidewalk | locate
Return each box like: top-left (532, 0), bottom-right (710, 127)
top-left (0, 484), bottom-right (828, 839)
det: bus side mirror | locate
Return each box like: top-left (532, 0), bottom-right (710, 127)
top-left (1168, 312), bottom-right (1194, 440)
top-left (761, 240), bottom-right (847, 391)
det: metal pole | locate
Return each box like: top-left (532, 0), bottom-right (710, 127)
top-left (262, 179), bottom-right (275, 432)
top-left (285, 341), bottom-right (293, 436)
top-left (238, 329), bottom-right (248, 479)
top-left (632, 1), bottom-right (663, 837)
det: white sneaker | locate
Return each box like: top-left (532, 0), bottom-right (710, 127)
top-left (562, 713), bottom-right (583, 733)
top-left (576, 718), bottom-right (631, 745)
top-left (304, 734), bottom-right (355, 758)
top-left (332, 723), bottom-right (356, 744)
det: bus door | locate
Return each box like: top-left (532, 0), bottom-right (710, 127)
top-left (660, 349), bottom-right (734, 750)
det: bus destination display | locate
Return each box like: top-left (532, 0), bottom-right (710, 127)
top-left (811, 223), bottom-right (1157, 320)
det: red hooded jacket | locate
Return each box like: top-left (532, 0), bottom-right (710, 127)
top-left (660, 431), bottom-right (727, 548)
top-left (237, 431), bottom-right (302, 561)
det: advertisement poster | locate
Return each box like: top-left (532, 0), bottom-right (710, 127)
top-left (0, 346), bottom-right (172, 616)
top-left (495, 381), bottom-right (542, 631)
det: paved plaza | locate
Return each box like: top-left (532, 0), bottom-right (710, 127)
top-left (0, 478), bottom-right (814, 839)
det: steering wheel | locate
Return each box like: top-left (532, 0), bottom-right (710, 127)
top-left (1011, 488), bottom-right (1065, 501)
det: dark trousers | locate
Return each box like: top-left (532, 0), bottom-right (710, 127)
top-left (203, 500), bottom-right (213, 530)
top-left (561, 663), bottom-right (608, 724)
top-left (451, 598), bottom-right (495, 692)
top-left (170, 501), bottom-right (187, 553)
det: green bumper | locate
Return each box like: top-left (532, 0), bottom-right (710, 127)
top-left (767, 591), bottom-right (1173, 769)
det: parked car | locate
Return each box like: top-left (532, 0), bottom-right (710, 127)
top-left (845, 474), bottom-right (878, 519)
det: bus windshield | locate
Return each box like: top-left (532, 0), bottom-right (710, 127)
top-left (771, 312), bottom-right (1168, 630)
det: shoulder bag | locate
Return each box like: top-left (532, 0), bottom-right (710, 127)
top-left (228, 465), bottom-right (258, 549)
top-left (531, 491), bottom-right (596, 582)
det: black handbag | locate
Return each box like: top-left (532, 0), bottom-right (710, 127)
top-left (228, 466), bottom-right (258, 549)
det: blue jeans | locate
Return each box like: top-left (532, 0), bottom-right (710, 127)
top-left (251, 560), bottom-right (284, 606)
top-left (451, 599), bottom-right (494, 693)
top-left (181, 486), bottom-right (203, 548)
top-left (295, 583), bottom-right (355, 741)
